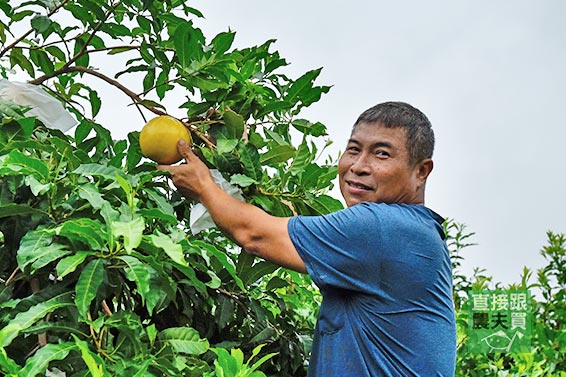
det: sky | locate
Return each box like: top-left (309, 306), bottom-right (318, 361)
top-left (167, 0), bottom-right (565, 287)
top-left (8, 1), bottom-right (562, 287)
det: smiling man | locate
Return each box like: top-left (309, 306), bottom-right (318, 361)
top-left (159, 101), bottom-right (457, 376)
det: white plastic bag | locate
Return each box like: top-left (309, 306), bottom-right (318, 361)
top-left (0, 79), bottom-right (77, 132)
top-left (189, 169), bottom-right (245, 234)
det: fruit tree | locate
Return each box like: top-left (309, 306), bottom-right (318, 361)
top-left (0, 1), bottom-right (341, 375)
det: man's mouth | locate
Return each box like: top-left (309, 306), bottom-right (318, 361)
top-left (347, 181), bottom-right (373, 191)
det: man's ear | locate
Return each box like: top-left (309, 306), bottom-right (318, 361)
top-left (416, 159), bottom-right (433, 184)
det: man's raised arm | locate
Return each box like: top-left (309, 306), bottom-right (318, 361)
top-left (157, 140), bottom-right (307, 273)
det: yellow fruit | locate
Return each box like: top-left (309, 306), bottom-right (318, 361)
top-left (139, 115), bottom-right (191, 164)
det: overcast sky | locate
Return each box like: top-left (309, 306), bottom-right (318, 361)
top-left (90, 1), bottom-right (566, 287)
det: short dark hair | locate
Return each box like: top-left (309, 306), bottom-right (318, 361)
top-left (353, 101), bottom-right (435, 166)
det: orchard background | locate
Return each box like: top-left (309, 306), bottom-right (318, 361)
top-left (0, 1), bottom-right (564, 375)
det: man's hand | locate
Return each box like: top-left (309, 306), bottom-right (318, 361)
top-left (156, 140), bottom-right (215, 202)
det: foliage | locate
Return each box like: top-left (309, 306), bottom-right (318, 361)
top-left (0, 1), bottom-right (564, 376)
top-left (446, 221), bottom-right (566, 376)
top-left (0, 1), bottom-right (338, 375)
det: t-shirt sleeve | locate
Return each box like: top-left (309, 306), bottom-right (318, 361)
top-left (288, 203), bottom-right (386, 292)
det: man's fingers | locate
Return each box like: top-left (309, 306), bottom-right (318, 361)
top-left (177, 139), bottom-right (195, 162)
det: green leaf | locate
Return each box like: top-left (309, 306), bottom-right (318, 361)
top-left (238, 143), bottom-right (262, 181)
top-left (229, 174), bottom-right (257, 188)
top-left (211, 31), bottom-right (235, 55)
top-left (24, 175), bottom-right (52, 195)
top-left (0, 291), bottom-right (73, 347)
top-left (222, 108), bottom-right (244, 139)
top-left (291, 119), bottom-right (327, 137)
top-left (0, 348), bottom-right (20, 375)
top-left (305, 195), bottom-right (344, 215)
top-left (18, 342), bottom-right (76, 377)
top-left (265, 276), bottom-right (289, 291)
top-left (214, 152), bottom-right (243, 174)
top-left (45, 45), bottom-right (66, 62)
top-left (216, 139), bottom-right (239, 154)
top-left (174, 264), bottom-right (207, 295)
top-left (30, 15), bottom-right (51, 33)
top-left (119, 255), bottom-right (153, 308)
top-left (56, 251), bottom-right (94, 280)
top-left (256, 100), bottom-right (293, 118)
top-left (145, 187), bottom-right (177, 218)
top-left (73, 163), bottom-right (127, 181)
top-left (174, 21), bottom-right (201, 69)
top-left (0, 97), bottom-right (29, 118)
top-left (111, 217), bottom-right (145, 252)
top-left (148, 231), bottom-right (187, 266)
top-left (286, 68), bottom-right (322, 103)
top-left (189, 75), bottom-right (228, 91)
top-left (4, 150), bottom-right (49, 181)
top-left (250, 326), bottom-right (275, 343)
top-left (263, 128), bottom-right (287, 145)
top-left (77, 183), bottom-right (106, 210)
top-left (0, 203), bottom-right (46, 218)
top-left (9, 48), bottom-right (34, 76)
top-left (158, 327), bottom-right (209, 355)
top-left (260, 144), bottom-right (295, 165)
top-left (30, 49), bottom-right (54, 75)
top-left (75, 258), bottom-right (106, 318)
top-left (17, 229), bottom-right (68, 272)
top-left (236, 252), bottom-right (279, 287)
top-left (248, 350), bottom-right (277, 374)
top-left (57, 218), bottom-right (107, 251)
top-left (192, 240), bottom-right (244, 290)
top-left (216, 294), bottom-right (235, 331)
top-left (72, 334), bottom-right (106, 377)
top-left (88, 89), bottom-right (102, 117)
top-left (138, 208), bottom-right (177, 225)
top-left (288, 141), bottom-right (312, 176)
top-left (211, 348), bottom-right (239, 376)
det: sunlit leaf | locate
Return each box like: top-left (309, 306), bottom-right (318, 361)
top-left (56, 251), bottom-right (94, 280)
top-left (111, 217), bottom-right (145, 252)
top-left (73, 163), bottom-right (127, 181)
top-left (158, 327), bottom-right (209, 355)
top-left (148, 231), bottom-right (187, 266)
top-left (72, 334), bottom-right (106, 377)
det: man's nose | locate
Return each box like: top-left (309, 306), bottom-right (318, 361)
top-left (350, 153), bottom-right (371, 174)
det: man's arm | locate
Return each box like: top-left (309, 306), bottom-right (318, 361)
top-left (157, 140), bottom-right (307, 273)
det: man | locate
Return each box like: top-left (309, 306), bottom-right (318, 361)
top-left (158, 101), bottom-right (457, 376)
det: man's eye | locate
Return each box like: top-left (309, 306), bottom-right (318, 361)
top-left (375, 150), bottom-right (389, 157)
top-left (347, 146), bottom-right (360, 153)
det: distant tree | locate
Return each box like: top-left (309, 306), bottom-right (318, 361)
top-left (446, 221), bottom-right (566, 376)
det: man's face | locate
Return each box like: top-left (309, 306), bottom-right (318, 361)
top-left (338, 122), bottom-right (427, 207)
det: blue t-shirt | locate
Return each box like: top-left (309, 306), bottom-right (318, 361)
top-left (288, 202), bottom-right (456, 376)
